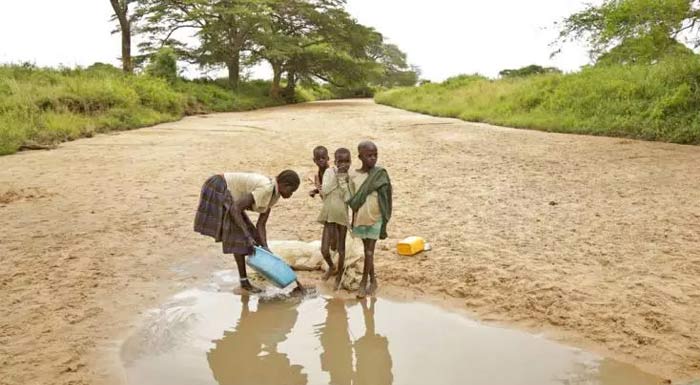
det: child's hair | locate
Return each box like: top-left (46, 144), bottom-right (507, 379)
top-left (358, 140), bottom-right (377, 152)
top-left (277, 170), bottom-right (301, 188)
top-left (313, 146), bottom-right (328, 159)
top-left (334, 147), bottom-right (350, 159)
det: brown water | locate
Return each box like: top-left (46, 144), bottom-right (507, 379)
top-left (121, 274), bottom-right (663, 385)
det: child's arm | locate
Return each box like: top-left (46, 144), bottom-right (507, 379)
top-left (255, 207), bottom-right (271, 249)
top-left (346, 172), bottom-right (357, 204)
top-left (230, 193), bottom-right (258, 246)
top-left (320, 168), bottom-right (337, 198)
top-left (337, 171), bottom-right (351, 203)
top-left (307, 172), bottom-right (320, 197)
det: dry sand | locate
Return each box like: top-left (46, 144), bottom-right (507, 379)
top-left (1, 99), bottom-right (699, 384)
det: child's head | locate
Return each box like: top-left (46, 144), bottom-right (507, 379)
top-left (334, 147), bottom-right (351, 172)
top-left (312, 146), bottom-right (329, 169)
top-left (276, 170), bottom-right (301, 199)
top-left (357, 141), bottom-right (378, 170)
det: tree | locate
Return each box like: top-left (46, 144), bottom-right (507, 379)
top-left (369, 43), bottom-right (420, 87)
top-left (251, 0), bottom-right (385, 98)
top-left (135, 0), bottom-right (416, 96)
top-left (109, 0), bottom-right (138, 73)
top-left (596, 34), bottom-right (696, 65)
top-left (499, 65), bottom-right (562, 78)
top-left (554, 0), bottom-right (700, 64)
top-left (250, 0), bottom-right (325, 97)
top-left (136, 0), bottom-right (270, 89)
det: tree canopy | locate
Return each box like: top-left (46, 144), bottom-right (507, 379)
top-left (122, 0), bottom-right (416, 96)
top-left (499, 65), bottom-right (561, 78)
top-left (555, 0), bottom-right (700, 64)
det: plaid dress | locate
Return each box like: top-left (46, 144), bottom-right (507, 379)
top-left (194, 175), bottom-right (257, 255)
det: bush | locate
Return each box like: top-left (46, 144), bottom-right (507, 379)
top-left (0, 64), bottom-right (286, 155)
top-left (146, 47), bottom-right (178, 83)
top-left (375, 57), bottom-right (700, 144)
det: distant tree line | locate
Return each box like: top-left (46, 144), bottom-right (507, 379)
top-left (498, 65), bottom-right (562, 78)
top-left (108, 0), bottom-right (419, 98)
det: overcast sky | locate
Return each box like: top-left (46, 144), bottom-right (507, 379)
top-left (0, 0), bottom-right (594, 81)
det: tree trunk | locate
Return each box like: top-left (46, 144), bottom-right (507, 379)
top-left (121, 22), bottom-right (132, 73)
top-left (270, 62), bottom-right (282, 98)
top-left (227, 51), bottom-right (240, 90)
top-left (109, 0), bottom-right (132, 74)
top-left (284, 70), bottom-right (296, 102)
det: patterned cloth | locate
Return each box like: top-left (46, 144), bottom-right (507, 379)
top-left (194, 174), bottom-right (256, 255)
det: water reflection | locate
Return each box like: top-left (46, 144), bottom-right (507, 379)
top-left (319, 299), bottom-right (353, 385)
top-left (207, 295), bottom-right (307, 385)
top-left (353, 298), bottom-right (393, 385)
top-left (130, 290), bottom-right (663, 385)
top-left (317, 298), bottom-right (394, 385)
top-left (206, 295), bottom-right (394, 385)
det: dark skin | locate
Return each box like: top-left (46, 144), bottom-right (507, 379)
top-left (311, 147), bottom-right (338, 252)
top-left (319, 152), bottom-right (351, 289)
top-left (309, 149), bottom-right (329, 198)
top-left (231, 179), bottom-right (300, 293)
top-left (355, 141), bottom-right (379, 299)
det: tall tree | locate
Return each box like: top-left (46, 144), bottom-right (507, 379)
top-left (252, 0), bottom-right (385, 98)
top-left (554, 0), bottom-right (700, 64)
top-left (109, 0), bottom-right (138, 73)
top-left (136, 0), bottom-right (269, 89)
top-left (369, 43), bottom-right (420, 87)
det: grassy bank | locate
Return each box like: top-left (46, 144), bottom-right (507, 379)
top-left (0, 64), bottom-right (330, 155)
top-left (375, 58), bottom-right (700, 144)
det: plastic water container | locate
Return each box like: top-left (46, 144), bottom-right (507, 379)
top-left (397, 236), bottom-right (426, 256)
top-left (246, 246), bottom-right (297, 288)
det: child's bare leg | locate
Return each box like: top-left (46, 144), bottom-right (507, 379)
top-left (357, 239), bottom-right (375, 298)
top-left (334, 224), bottom-right (347, 290)
top-left (330, 228), bottom-right (338, 253)
top-left (234, 254), bottom-right (261, 293)
top-left (321, 223), bottom-right (336, 280)
top-left (365, 239), bottom-right (378, 295)
top-left (368, 244), bottom-right (378, 295)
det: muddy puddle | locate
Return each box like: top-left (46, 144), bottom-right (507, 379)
top-left (120, 271), bottom-right (663, 385)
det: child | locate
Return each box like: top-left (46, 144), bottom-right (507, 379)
top-left (348, 141), bottom-right (392, 298)
top-left (309, 145), bottom-right (337, 253)
top-left (318, 148), bottom-right (352, 289)
top-left (308, 146), bottom-right (330, 198)
top-left (194, 170), bottom-right (302, 293)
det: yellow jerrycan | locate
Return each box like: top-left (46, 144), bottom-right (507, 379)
top-left (397, 236), bottom-right (426, 256)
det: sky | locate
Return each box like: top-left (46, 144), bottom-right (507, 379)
top-left (0, 0), bottom-right (594, 81)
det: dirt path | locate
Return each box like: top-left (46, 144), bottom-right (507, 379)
top-left (1, 99), bottom-right (699, 385)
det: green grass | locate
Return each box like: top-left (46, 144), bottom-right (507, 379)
top-left (375, 58), bottom-right (700, 144)
top-left (0, 64), bottom-right (293, 155)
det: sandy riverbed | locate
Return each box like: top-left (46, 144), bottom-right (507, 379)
top-left (1, 99), bottom-right (699, 384)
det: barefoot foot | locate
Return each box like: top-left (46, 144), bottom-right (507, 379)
top-left (240, 280), bottom-right (262, 293)
top-left (334, 274), bottom-right (343, 291)
top-left (322, 268), bottom-right (335, 281)
top-left (368, 280), bottom-right (378, 296)
top-left (356, 281), bottom-right (368, 299)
